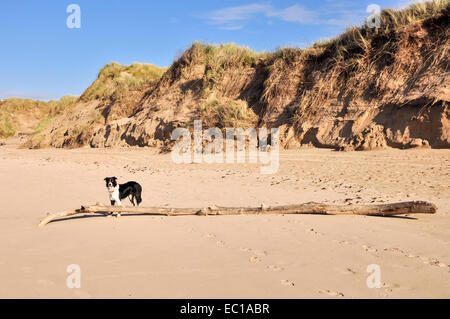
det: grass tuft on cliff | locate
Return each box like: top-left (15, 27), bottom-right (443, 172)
top-left (194, 95), bottom-right (257, 129)
top-left (80, 62), bottom-right (167, 101)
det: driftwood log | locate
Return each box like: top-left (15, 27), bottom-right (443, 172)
top-left (38, 201), bottom-right (437, 227)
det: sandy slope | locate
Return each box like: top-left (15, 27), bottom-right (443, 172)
top-left (0, 138), bottom-right (449, 298)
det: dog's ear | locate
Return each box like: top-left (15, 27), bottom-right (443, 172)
top-left (112, 177), bottom-right (117, 181)
top-left (104, 177), bottom-right (109, 181)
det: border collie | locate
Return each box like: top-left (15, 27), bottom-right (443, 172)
top-left (104, 177), bottom-right (142, 206)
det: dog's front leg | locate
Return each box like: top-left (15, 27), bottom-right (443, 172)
top-left (105, 200), bottom-right (115, 216)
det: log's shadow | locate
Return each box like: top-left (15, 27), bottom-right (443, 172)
top-left (370, 215), bottom-right (418, 220)
top-left (47, 212), bottom-right (164, 225)
top-left (46, 211), bottom-right (419, 225)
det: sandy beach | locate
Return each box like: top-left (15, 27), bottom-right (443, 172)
top-left (0, 137), bottom-right (449, 298)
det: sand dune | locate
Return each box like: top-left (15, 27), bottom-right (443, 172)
top-left (0, 138), bottom-right (449, 298)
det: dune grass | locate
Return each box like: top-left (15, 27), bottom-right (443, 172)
top-left (380, 0), bottom-right (449, 31)
top-left (186, 42), bottom-right (268, 92)
top-left (0, 95), bottom-right (78, 138)
top-left (270, 0), bottom-right (449, 62)
top-left (0, 114), bottom-right (15, 138)
top-left (80, 62), bottom-right (167, 101)
top-left (194, 95), bottom-right (256, 129)
top-left (195, 42), bottom-right (266, 66)
top-left (45, 95), bottom-right (79, 116)
top-left (32, 116), bottom-right (55, 135)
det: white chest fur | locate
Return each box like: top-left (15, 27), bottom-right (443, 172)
top-left (108, 186), bottom-right (122, 206)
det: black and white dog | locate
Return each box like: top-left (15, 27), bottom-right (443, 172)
top-left (104, 177), bottom-right (142, 206)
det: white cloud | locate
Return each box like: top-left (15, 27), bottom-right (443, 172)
top-left (204, 2), bottom-right (370, 30)
top-left (208, 4), bottom-right (270, 24)
top-left (219, 25), bottom-right (244, 31)
top-left (266, 5), bottom-right (319, 24)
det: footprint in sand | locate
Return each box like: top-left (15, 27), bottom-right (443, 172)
top-left (252, 250), bottom-right (268, 257)
top-left (319, 289), bottom-right (344, 297)
top-left (422, 258), bottom-right (441, 266)
top-left (383, 247), bottom-right (404, 254)
top-left (337, 267), bottom-right (356, 275)
top-left (216, 240), bottom-right (225, 247)
top-left (333, 240), bottom-right (351, 245)
top-left (239, 247), bottom-right (252, 252)
top-left (267, 265), bottom-right (283, 272)
top-left (306, 228), bottom-right (323, 235)
top-left (281, 280), bottom-right (295, 287)
top-left (382, 282), bottom-right (401, 293)
top-left (204, 233), bottom-right (216, 239)
top-left (249, 256), bottom-right (262, 263)
top-left (362, 245), bottom-right (378, 253)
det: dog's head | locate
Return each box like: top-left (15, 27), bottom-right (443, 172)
top-left (104, 177), bottom-right (118, 191)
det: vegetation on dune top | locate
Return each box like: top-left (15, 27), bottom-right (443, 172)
top-left (175, 42), bottom-right (268, 92)
top-left (190, 42), bottom-right (268, 65)
top-left (80, 62), bottom-right (167, 101)
top-left (176, 0), bottom-right (449, 71)
top-left (0, 95), bottom-right (78, 114)
top-left (379, 0), bottom-right (449, 30)
top-left (0, 95), bottom-right (78, 138)
top-left (271, 0), bottom-right (450, 60)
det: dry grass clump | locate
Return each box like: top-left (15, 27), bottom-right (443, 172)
top-left (194, 95), bottom-right (257, 129)
top-left (380, 0), bottom-right (449, 32)
top-left (272, 47), bottom-right (302, 63)
top-left (188, 42), bottom-right (267, 91)
top-left (0, 98), bottom-right (48, 113)
top-left (0, 114), bottom-right (15, 138)
top-left (0, 96), bottom-right (78, 138)
top-left (80, 62), bottom-right (166, 101)
top-left (271, 0), bottom-right (449, 65)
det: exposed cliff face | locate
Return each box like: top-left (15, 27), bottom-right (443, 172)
top-left (277, 11), bottom-right (450, 151)
top-left (25, 1), bottom-right (450, 151)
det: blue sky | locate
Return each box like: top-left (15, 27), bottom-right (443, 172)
top-left (0, 0), bottom-right (418, 100)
